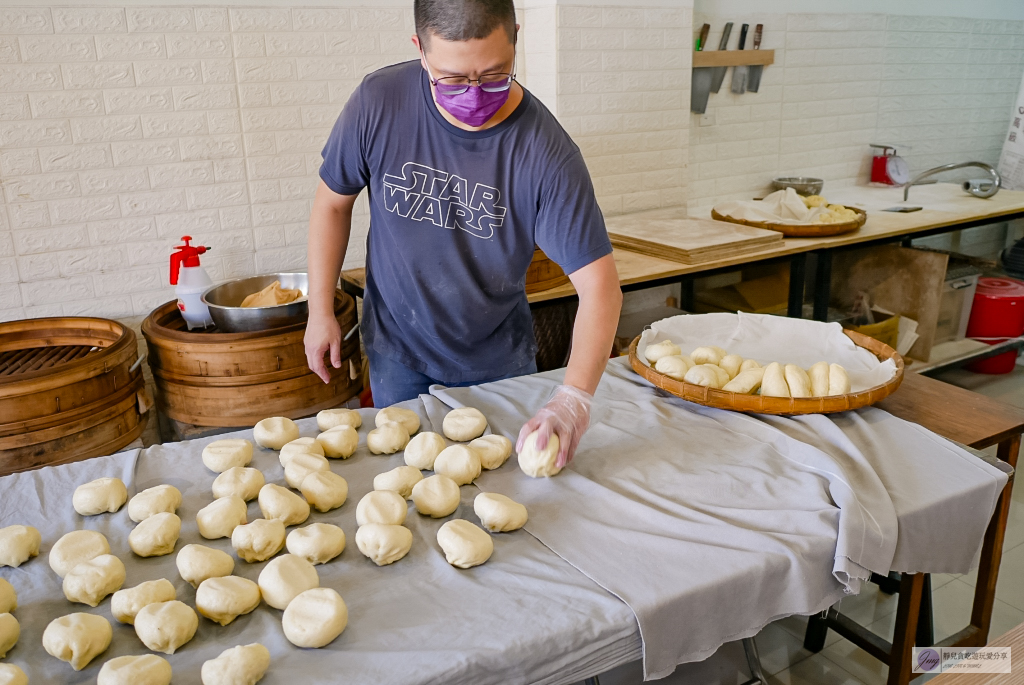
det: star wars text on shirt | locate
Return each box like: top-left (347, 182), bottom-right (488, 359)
top-left (382, 162), bottom-right (507, 239)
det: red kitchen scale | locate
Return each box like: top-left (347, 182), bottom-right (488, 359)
top-left (869, 144), bottom-right (911, 185)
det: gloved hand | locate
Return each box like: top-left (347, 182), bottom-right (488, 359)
top-left (516, 385), bottom-right (593, 469)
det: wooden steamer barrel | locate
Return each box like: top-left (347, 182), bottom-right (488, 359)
top-left (526, 248), bottom-right (569, 294)
top-left (142, 290), bottom-right (360, 427)
top-left (0, 317), bottom-right (150, 476)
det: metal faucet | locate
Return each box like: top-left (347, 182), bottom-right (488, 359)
top-left (903, 161), bottom-right (1001, 201)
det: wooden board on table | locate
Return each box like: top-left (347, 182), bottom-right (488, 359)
top-left (605, 215), bottom-right (783, 264)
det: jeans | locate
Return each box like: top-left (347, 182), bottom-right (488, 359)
top-left (366, 345), bottom-right (538, 408)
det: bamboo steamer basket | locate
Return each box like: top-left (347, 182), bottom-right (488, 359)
top-left (0, 317), bottom-right (149, 476)
top-left (711, 206), bottom-right (867, 238)
top-left (628, 329), bottom-right (904, 415)
top-left (526, 248), bottom-right (569, 294)
top-left (142, 290), bottom-right (361, 427)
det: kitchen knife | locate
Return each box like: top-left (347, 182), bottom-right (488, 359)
top-left (708, 22), bottom-right (733, 94)
top-left (729, 23), bottom-right (749, 94)
top-left (746, 24), bottom-right (764, 93)
top-left (690, 23), bottom-right (713, 114)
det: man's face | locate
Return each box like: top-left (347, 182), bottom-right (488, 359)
top-left (412, 25), bottom-right (517, 83)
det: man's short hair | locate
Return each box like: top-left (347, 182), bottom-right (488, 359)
top-left (415, 0), bottom-right (516, 49)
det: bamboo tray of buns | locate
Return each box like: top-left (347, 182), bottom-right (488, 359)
top-left (628, 329), bottom-right (904, 415)
top-left (711, 206), bottom-right (867, 238)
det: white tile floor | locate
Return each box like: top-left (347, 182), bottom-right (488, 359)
top-left (584, 367), bottom-right (1024, 685)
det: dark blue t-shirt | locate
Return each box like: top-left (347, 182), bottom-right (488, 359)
top-left (320, 60), bottom-right (612, 383)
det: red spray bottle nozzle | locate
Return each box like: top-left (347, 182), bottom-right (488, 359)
top-left (169, 235), bottom-right (211, 285)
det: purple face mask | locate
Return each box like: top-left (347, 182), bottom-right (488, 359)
top-left (424, 59), bottom-right (512, 128)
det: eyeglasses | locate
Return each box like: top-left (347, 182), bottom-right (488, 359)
top-left (423, 55), bottom-right (516, 95)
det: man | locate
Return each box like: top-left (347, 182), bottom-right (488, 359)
top-left (304, 0), bottom-right (622, 466)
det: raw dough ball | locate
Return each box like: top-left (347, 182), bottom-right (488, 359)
top-left (286, 523), bottom-right (346, 565)
top-left (809, 361), bottom-right (830, 397)
top-left (196, 576), bottom-right (261, 626)
top-left (176, 544), bottom-right (235, 589)
top-left (283, 452), bottom-right (330, 489)
top-left (73, 477), bottom-right (127, 516)
top-left (761, 362), bottom-right (790, 398)
top-left (375, 406), bottom-right (420, 435)
top-left (708, 364), bottom-right (730, 386)
top-left (213, 467), bottom-right (265, 502)
top-left (683, 364), bottom-right (722, 389)
top-left (437, 519), bottom-right (494, 568)
top-left (0, 579), bottom-right (14, 613)
top-left (356, 490), bottom-right (407, 526)
top-left (367, 421), bottom-right (410, 454)
top-left (279, 437), bottom-right (324, 466)
top-left (128, 485), bottom-right (182, 522)
top-left (829, 363), bottom-right (851, 395)
top-left (42, 612), bottom-right (112, 670)
top-left (197, 496), bottom-right (247, 539)
top-left (299, 471), bottom-right (349, 512)
top-left (411, 474), bottom-right (461, 517)
top-left (722, 367), bottom-right (765, 394)
top-left (201, 643), bottom-right (271, 685)
top-left (0, 525), bottom-right (40, 568)
top-left (202, 439), bottom-right (253, 472)
top-left (98, 654), bottom-right (172, 685)
top-left (231, 519), bottom-right (286, 563)
top-left (404, 431), bottom-right (447, 470)
top-left (253, 417), bottom-right (299, 450)
top-left (690, 346), bottom-right (724, 365)
top-left (282, 587), bottom-right (347, 648)
top-left (63, 553), bottom-right (125, 606)
top-left (317, 408), bottom-right (362, 431)
top-left (0, 664), bottom-right (27, 685)
top-left (470, 434), bottom-right (513, 470)
top-left (644, 340), bottom-right (681, 363)
top-left (316, 425), bottom-right (358, 459)
top-left (474, 492), bottom-right (528, 532)
top-left (0, 612), bottom-right (18, 659)
top-left (654, 355), bottom-right (693, 381)
top-left (434, 445), bottom-right (482, 485)
top-left (129, 512), bottom-right (181, 557)
top-left (112, 578), bottom-right (176, 624)
top-left (785, 364), bottom-right (812, 398)
top-left (442, 407), bottom-right (488, 442)
top-left (134, 600), bottom-right (198, 655)
top-left (49, 529), bottom-right (110, 578)
top-left (373, 465), bottom-right (423, 498)
top-left (355, 524), bottom-right (412, 566)
top-left (258, 484), bottom-right (310, 526)
top-left (719, 354), bottom-right (744, 379)
top-left (257, 554), bottom-right (319, 610)
top-left (739, 358), bottom-right (762, 373)
top-left (517, 430), bottom-right (562, 478)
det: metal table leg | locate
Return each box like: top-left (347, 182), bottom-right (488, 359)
top-left (788, 253), bottom-right (807, 318)
top-left (812, 250), bottom-right (832, 322)
top-left (740, 637), bottom-right (768, 685)
top-left (583, 677), bottom-right (601, 685)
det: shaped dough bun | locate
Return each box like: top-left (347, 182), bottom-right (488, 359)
top-left (63, 553), bottom-right (126, 606)
top-left (176, 544), bottom-right (234, 589)
top-left (201, 439), bottom-right (253, 473)
top-left (42, 612), bottom-right (112, 670)
top-left (231, 518), bottom-right (286, 563)
top-left (212, 467), bottom-right (265, 502)
top-left (644, 340), bottom-right (681, 363)
top-left (469, 434), bottom-right (513, 470)
top-left (367, 421), bottom-right (410, 455)
top-left (316, 425), bottom-right (359, 459)
top-left (73, 477), bottom-right (128, 516)
top-left (809, 361), bottom-right (830, 397)
top-left (442, 407), bottom-right (488, 442)
top-left (784, 364), bottom-right (812, 398)
top-left (128, 485), bottom-right (182, 523)
top-left (0, 613), bottom-right (18, 659)
top-left (356, 490), bottom-right (408, 526)
top-left (690, 346), bottom-right (724, 366)
top-left (404, 431), bottom-right (447, 470)
top-left (411, 474), bottom-right (461, 518)
top-left (709, 364), bottom-right (730, 386)
top-left (300, 470), bottom-right (349, 513)
top-left (257, 553), bottom-right (319, 610)
top-left (829, 363), bottom-right (851, 395)
top-left (129, 512), bottom-right (181, 557)
top-left (517, 430), bottom-right (562, 478)
top-left (0, 578), bottom-right (15, 614)
top-left (316, 407), bottom-right (362, 432)
top-left (112, 578), bottom-right (176, 624)
top-left (375, 406), bottom-right (420, 436)
top-left (134, 600), bottom-right (198, 655)
top-left (258, 484), bottom-right (310, 526)
top-left (437, 519), bottom-right (494, 569)
top-left (719, 354), bottom-right (744, 379)
top-left (282, 587), bottom-right (348, 649)
top-left (739, 358), bottom-right (762, 373)
top-left (196, 496), bottom-right (247, 539)
top-left (0, 665), bottom-right (27, 685)
top-left (683, 364), bottom-right (722, 389)
top-left (433, 445), bottom-right (482, 485)
top-left (722, 367), bottom-right (765, 395)
top-left (355, 524), bottom-right (413, 566)
top-left (279, 437), bottom-right (324, 467)
top-left (97, 654), bottom-right (172, 685)
top-left (283, 451), bottom-right (330, 489)
top-left (760, 362), bottom-right (790, 398)
top-left (49, 529), bottom-right (110, 578)
top-left (474, 492), bottom-right (528, 532)
top-left (654, 354), bottom-right (694, 380)
top-left (373, 465), bottom-right (423, 499)
top-left (253, 417), bottom-right (299, 450)
top-left (201, 643), bottom-right (271, 685)
top-left (286, 523), bottom-right (346, 565)
top-left (196, 575), bottom-right (261, 626)
top-left (0, 525), bottom-right (40, 568)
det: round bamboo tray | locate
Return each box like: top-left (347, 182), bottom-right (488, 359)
top-left (628, 329), bottom-right (904, 415)
top-left (711, 206), bottom-right (867, 237)
top-left (526, 248), bottom-right (569, 294)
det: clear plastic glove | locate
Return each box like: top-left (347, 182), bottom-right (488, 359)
top-left (516, 385), bottom-right (593, 469)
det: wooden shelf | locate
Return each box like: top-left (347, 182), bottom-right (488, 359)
top-left (693, 49), bottom-right (774, 68)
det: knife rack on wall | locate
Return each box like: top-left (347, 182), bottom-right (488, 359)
top-left (692, 50), bottom-right (774, 68)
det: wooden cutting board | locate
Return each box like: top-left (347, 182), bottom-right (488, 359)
top-left (605, 215), bottom-right (783, 264)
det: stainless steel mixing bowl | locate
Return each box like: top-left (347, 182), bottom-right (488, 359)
top-left (202, 273), bottom-right (309, 332)
top-left (771, 176), bottom-right (824, 196)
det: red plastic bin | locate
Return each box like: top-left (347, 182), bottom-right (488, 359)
top-left (965, 277), bottom-right (1024, 374)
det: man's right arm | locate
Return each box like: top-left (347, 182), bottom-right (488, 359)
top-left (305, 180), bottom-right (359, 383)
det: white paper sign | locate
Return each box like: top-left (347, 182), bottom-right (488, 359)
top-left (997, 69), bottom-right (1024, 191)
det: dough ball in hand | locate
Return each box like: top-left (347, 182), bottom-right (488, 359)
top-left (111, 578), bottom-right (176, 624)
top-left (433, 445), bottom-right (482, 485)
top-left (97, 654), bottom-right (172, 685)
top-left (654, 355), bottom-right (693, 380)
top-left (0, 525), bottom-right (40, 568)
top-left (282, 588), bottom-right (348, 649)
top-left (283, 452), bottom-right (330, 490)
top-left (375, 407), bottom-right (420, 435)
top-left (760, 362), bottom-right (790, 398)
top-left (253, 417), bottom-right (299, 450)
top-left (367, 421), bottom-right (410, 455)
top-left (196, 576), bottom-right (261, 626)
top-left (719, 354), bottom-right (744, 379)
top-left (0, 665), bottom-right (26, 685)
top-left (683, 364), bottom-right (722, 389)
top-left (73, 477), bottom-right (127, 516)
top-left (196, 496), bottom-right (247, 539)
top-left (231, 519), bottom-right (286, 563)
top-left (829, 363), bottom-right (851, 395)
top-left (316, 426), bottom-right (358, 459)
top-left (809, 361), bottom-right (830, 397)
top-left (356, 490), bottom-right (407, 526)
top-left (469, 434), bottom-right (513, 470)
top-left (212, 467), bottom-right (264, 502)
top-left (437, 519), bottom-right (493, 569)
top-left (176, 544), bottom-right (234, 589)
top-left (42, 612), bottom-right (112, 670)
top-left (442, 407), bottom-right (488, 442)
top-left (279, 437), bottom-right (324, 466)
top-left (411, 474), bottom-right (461, 518)
top-left (129, 512), bottom-right (181, 557)
top-left (201, 643), bottom-right (271, 685)
top-left (690, 346), bottom-right (724, 366)
top-left (134, 600), bottom-right (198, 655)
top-left (257, 554), bottom-right (319, 610)
top-left (373, 465), bottom-right (423, 499)
top-left (62, 554), bottom-right (125, 606)
top-left (49, 530), bottom-right (110, 578)
top-left (0, 578), bottom-right (15, 614)
top-left (517, 430), bottom-right (562, 478)
top-left (286, 523), bottom-right (346, 565)
top-left (300, 471), bottom-right (349, 513)
top-left (201, 439), bottom-right (253, 473)
top-left (404, 432), bottom-right (446, 470)
top-left (356, 524), bottom-right (412, 566)
top-left (317, 408), bottom-right (362, 431)
top-left (258, 484), bottom-right (310, 526)
top-left (0, 612), bottom-right (18, 659)
top-left (128, 485), bottom-right (182, 523)
top-left (474, 492), bottom-right (528, 532)
top-left (644, 340), bottom-right (681, 363)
